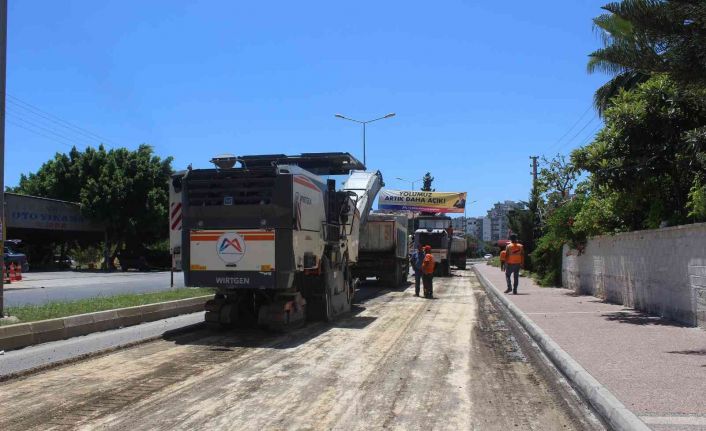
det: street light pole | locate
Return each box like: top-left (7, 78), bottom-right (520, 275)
top-left (0, 0), bottom-right (7, 317)
top-left (362, 122), bottom-right (366, 166)
top-left (396, 176), bottom-right (424, 191)
top-left (396, 176), bottom-right (425, 232)
top-left (335, 112), bottom-right (395, 167)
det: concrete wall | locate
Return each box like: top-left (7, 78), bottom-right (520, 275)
top-left (562, 223), bottom-right (706, 328)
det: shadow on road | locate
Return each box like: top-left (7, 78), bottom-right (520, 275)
top-left (601, 311), bottom-right (687, 327)
top-left (164, 287), bottom-right (383, 351)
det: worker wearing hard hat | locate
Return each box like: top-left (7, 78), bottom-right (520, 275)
top-left (504, 234), bottom-right (524, 294)
top-left (421, 245), bottom-right (435, 298)
top-left (410, 244), bottom-right (425, 297)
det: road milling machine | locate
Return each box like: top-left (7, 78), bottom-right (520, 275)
top-left (169, 153), bottom-right (383, 329)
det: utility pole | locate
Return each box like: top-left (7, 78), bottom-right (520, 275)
top-left (0, 0), bottom-right (7, 317)
top-left (529, 156), bottom-right (539, 183)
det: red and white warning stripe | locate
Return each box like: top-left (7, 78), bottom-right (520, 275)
top-left (170, 202), bottom-right (182, 231)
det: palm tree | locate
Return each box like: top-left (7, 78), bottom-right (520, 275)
top-left (587, 3), bottom-right (656, 114)
top-left (587, 0), bottom-right (706, 114)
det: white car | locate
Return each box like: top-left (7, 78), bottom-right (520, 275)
top-left (483, 254), bottom-right (493, 260)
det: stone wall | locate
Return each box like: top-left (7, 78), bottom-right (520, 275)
top-left (562, 223), bottom-right (706, 327)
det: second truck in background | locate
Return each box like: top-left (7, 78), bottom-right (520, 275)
top-left (352, 214), bottom-right (409, 287)
top-left (450, 236), bottom-right (467, 270)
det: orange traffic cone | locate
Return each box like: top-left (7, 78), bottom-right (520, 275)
top-left (15, 263), bottom-right (22, 281)
top-left (9, 263), bottom-right (16, 282)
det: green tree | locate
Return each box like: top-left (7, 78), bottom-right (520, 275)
top-left (12, 145), bottom-right (174, 267)
top-left (572, 75), bottom-right (706, 228)
top-left (537, 154), bottom-right (579, 212)
top-left (421, 172), bottom-right (435, 191)
top-left (531, 196), bottom-right (587, 286)
top-left (508, 154), bottom-right (579, 273)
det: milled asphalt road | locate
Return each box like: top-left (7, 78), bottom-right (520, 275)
top-left (0, 270), bottom-right (604, 431)
top-left (3, 271), bottom-right (184, 306)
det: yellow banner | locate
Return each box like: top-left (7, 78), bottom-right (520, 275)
top-left (378, 190), bottom-right (467, 213)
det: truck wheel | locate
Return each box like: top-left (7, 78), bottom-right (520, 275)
top-left (398, 261), bottom-right (408, 287)
top-left (458, 260), bottom-right (467, 270)
top-left (393, 266), bottom-right (401, 287)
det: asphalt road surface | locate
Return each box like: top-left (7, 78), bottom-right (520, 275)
top-left (3, 271), bottom-right (184, 306)
top-left (0, 270), bottom-right (603, 430)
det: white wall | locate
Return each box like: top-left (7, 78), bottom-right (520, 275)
top-left (562, 223), bottom-right (706, 328)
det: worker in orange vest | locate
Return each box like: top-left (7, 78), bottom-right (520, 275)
top-left (504, 234), bottom-right (524, 294)
top-left (421, 245), bottom-right (435, 299)
top-left (499, 249), bottom-right (507, 272)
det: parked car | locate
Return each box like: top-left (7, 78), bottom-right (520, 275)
top-left (483, 253), bottom-right (493, 260)
top-left (117, 250), bottom-right (150, 271)
top-left (4, 241), bottom-right (29, 272)
top-left (53, 255), bottom-right (77, 270)
top-left (117, 248), bottom-right (170, 271)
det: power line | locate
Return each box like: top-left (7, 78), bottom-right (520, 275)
top-left (555, 115), bottom-right (599, 152)
top-left (577, 124), bottom-right (603, 147)
top-left (6, 110), bottom-right (97, 147)
top-left (5, 93), bottom-right (120, 147)
top-left (6, 119), bottom-right (76, 149)
top-left (545, 104), bottom-right (593, 153)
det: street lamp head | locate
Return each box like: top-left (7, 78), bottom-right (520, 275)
top-left (335, 114), bottom-right (345, 119)
top-left (384, 113), bottom-right (396, 118)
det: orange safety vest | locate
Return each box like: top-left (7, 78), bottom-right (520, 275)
top-left (422, 253), bottom-right (435, 274)
top-left (499, 250), bottom-right (506, 262)
top-left (505, 242), bottom-right (524, 265)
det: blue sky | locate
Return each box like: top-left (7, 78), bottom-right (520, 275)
top-left (6, 0), bottom-right (608, 217)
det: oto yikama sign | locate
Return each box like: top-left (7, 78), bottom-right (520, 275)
top-left (378, 190), bottom-right (467, 213)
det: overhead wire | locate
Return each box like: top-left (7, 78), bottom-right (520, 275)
top-left (6, 110), bottom-right (98, 147)
top-left (6, 118), bottom-right (76, 149)
top-left (576, 124), bottom-right (603, 147)
top-left (4, 92), bottom-right (121, 149)
top-left (544, 104), bottom-right (594, 154)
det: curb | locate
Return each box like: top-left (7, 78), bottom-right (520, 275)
top-left (0, 295), bottom-right (210, 352)
top-left (472, 266), bottom-right (650, 431)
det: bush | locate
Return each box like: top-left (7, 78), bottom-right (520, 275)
top-left (487, 256), bottom-right (500, 268)
top-left (70, 245), bottom-right (103, 269)
top-left (530, 196), bottom-right (586, 286)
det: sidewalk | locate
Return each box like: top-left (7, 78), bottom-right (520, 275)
top-left (474, 263), bottom-right (706, 431)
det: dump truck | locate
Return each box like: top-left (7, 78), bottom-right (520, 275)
top-left (352, 213), bottom-right (409, 287)
top-left (414, 215), bottom-right (453, 276)
top-left (414, 228), bottom-right (450, 276)
top-left (169, 152), bottom-right (383, 329)
top-left (450, 236), bottom-right (467, 270)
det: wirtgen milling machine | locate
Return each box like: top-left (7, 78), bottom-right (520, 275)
top-left (170, 153), bottom-right (383, 329)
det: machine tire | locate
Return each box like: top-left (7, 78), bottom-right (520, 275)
top-left (341, 254), bottom-right (353, 305)
top-left (458, 260), bottom-right (467, 270)
top-left (323, 284), bottom-right (334, 322)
